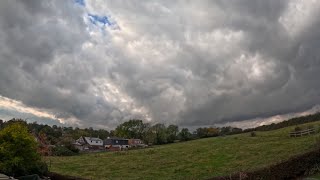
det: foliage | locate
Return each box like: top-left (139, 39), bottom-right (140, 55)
top-left (250, 131), bottom-right (256, 137)
top-left (37, 132), bottom-right (52, 156)
top-left (294, 126), bottom-right (303, 132)
top-left (152, 123), bottom-right (168, 144)
top-left (115, 119), bottom-right (145, 139)
top-left (142, 123), bottom-right (157, 145)
top-left (0, 119), bottom-right (3, 129)
top-left (196, 127), bottom-right (219, 138)
top-left (179, 128), bottom-right (192, 141)
top-left (52, 146), bottom-right (76, 156)
top-left (166, 125), bottom-right (179, 143)
top-left (0, 122), bottom-right (48, 176)
top-left (57, 135), bottom-right (79, 154)
top-left (231, 127), bottom-right (243, 134)
top-left (219, 126), bottom-right (232, 135)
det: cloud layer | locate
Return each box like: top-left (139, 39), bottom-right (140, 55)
top-left (1, 0), bottom-right (320, 129)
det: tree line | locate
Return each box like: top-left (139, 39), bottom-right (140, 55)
top-left (243, 112), bottom-right (320, 132)
top-left (0, 118), bottom-right (243, 147)
top-left (1, 112), bottom-right (320, 148)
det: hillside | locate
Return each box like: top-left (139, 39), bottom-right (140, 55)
top-left (47, 121), bottom-right (320, 179)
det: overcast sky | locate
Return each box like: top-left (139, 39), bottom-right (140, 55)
top-left (0, 0), bottom-right (320, 129)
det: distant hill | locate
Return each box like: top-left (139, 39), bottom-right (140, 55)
top-left (244, 112), bottom-right (320, 132)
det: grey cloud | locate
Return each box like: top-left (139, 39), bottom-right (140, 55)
top-left (1, 0), bottom-right (320, 129)
top-left (101, 0), bottom-right (320, 126)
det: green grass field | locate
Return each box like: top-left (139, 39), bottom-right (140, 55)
top-left (47, 121), bottom-right (320, 180)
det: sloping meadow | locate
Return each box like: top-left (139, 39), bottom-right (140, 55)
top-left (47, 121), bottom-right (320, 179)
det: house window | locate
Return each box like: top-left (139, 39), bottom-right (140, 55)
top-left (116, 140), bottom-right (118, 143)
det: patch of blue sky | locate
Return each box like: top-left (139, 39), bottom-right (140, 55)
top-left (88, 14), bottom-right (112, 26)
top-left (74, 0), bottom-right (85, 6)
top-left (87, 13), bottom-right (120, 30)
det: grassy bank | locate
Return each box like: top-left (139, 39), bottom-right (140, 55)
top-left (47, 121), bottom-right (320, 179)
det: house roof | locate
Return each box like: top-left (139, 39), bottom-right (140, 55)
top-left (85, 137), bottom-right (102, 141)
top-left (83, 137), bottom-right (103, 146)
top-left (105, 137), bottom-right (128, 140)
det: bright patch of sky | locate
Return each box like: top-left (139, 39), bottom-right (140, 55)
top-left (0, 95), bottom-right (64, 124)
top-left (0, 109), bottom-right (64, 126)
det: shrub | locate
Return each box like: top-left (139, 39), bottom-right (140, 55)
top-left (58, 136), bottom-right (79, 154)
top-left (29, 161), bottom-right (48, 176)
top-left (0, 122), bottom-right (48, 176)
top-left (52, 146), bottom-right (76, 156)
top-left (250, 131), bottom-right (256, 137)
top-left (294, 126), bottom-right (302, 132)
top-left (65, 144), bottom-right (80, 154)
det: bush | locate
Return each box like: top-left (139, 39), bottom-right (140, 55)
top-left (58, 136), bottom-right (79, 154)
top-left (0, 122), bottom-right (48, 176)
top-left (29, 161), bottom-right (48, 176)
top-left (52, 146), bottom-right (76, 156)
top-left (63, 144), bottom-right (80, 154)
top-left (294, 126), bottom-right (302, 132)
top-left (250, 131), bottom-right (256, 137)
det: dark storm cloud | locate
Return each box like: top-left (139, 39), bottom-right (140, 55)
top-left (1, 0), bottom-right (320, 128)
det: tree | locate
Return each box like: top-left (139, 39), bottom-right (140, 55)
top-left (207, 127), bottom-right (219, 137)
top-left (166, 125), bottom-right (179, 143)
top-left (0, 122), bottom-right (47, 176)
top-left (195, 127), bottom-right (219, 138)
top-left (115, 119), bottom-right (145, 139)
top-left (143, 123), bottom-right (156, 145)
top-left (70, 128), bottom-right (89, 140)
top-left (231, 127), bottom-right (242, 134)
top-left (196, 127), bottom-right (207, 138)
top-left (96, 129), bottom-right (110, 140)
top-left (220, 126), bottom-right (232, 135)
top-left (0, 119), bottom-right (3, 130)
top-left (152, 124), bottom-right (168, 145)
top-left (37, 132), bottom-right (51, 156)
top-left (39, 125), bottom-right (61, 144)
top-left (179, 128), bottom-right (192, 141)
top-left (53, 134), bottom-right (79, 156)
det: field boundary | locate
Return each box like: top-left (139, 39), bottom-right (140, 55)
top-left (48, 172), bottom-right (90, 180)
top-left (289, 128), bottom-right (315, 137)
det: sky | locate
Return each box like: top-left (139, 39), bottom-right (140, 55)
top-left (0, 0), bottom-right (320, 130)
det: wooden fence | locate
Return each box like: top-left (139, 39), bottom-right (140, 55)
top-left (289, 128), bottom-right (315, 137)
